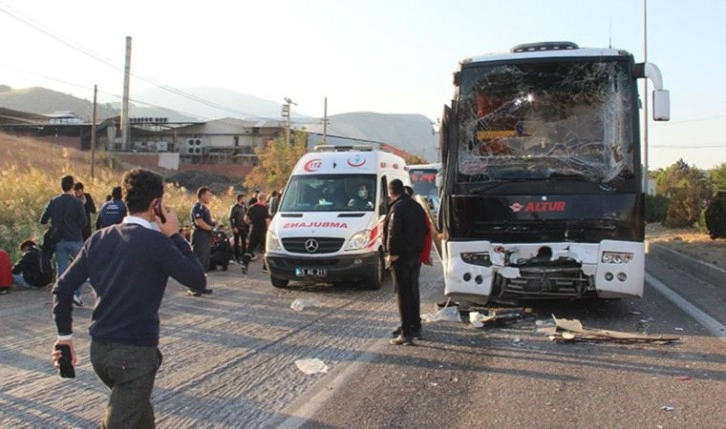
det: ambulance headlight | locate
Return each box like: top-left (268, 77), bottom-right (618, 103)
top-left (346, 230), bottom-right (370, 251)
top-left (601, 251), bottom-right (633, 264)
top-left (266, 230), bottom-right (282, 251)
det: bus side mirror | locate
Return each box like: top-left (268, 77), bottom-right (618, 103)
top-left (653, 90), bottom-right (670, 121)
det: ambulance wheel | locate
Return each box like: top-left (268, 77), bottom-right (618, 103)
top-left (271, 276), bottom-right (289, 288)
top-left (362, 251), bottom-right (384, 290)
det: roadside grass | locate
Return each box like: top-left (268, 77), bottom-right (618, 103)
top-left (0, 133), bottom-right (237, 260)
top-left (646, 223), bottom-right (726, 268)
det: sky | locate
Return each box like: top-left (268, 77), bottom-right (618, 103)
top-left (0, 0), bottom-right (724, 170)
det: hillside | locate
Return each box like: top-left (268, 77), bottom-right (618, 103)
top-left (304, 112), bottom-right (438, 161)
top-left (0, 85), bottom-right (197, 122)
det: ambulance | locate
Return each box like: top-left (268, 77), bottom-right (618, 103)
top-left (265, 145), bottom-right (411, 289)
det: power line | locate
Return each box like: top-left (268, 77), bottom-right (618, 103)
top-left (0, 3), bottom-right (285, 121)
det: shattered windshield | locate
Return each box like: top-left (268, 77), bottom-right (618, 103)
top-left (455, 60), bottom-right (635, 183)
top-left (279, 174), bottom-right (377, 212)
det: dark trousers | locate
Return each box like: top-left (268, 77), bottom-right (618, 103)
top-left (233, 229), bottom-right (247, 261)
top-left (242, 228), bottom-right (266, 267)
top-left (392, 256), bottom-right (419, 337)
top-left (411, 261), bottom-right (422, 330)
top-left (191, 229), bottom-right (211, 271)
top-left (90, 341), bottom-right (162, 429)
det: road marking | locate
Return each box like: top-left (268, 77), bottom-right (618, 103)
top-left (276, 337), bottom-right (386, 429)
top-left (646, 273), bottom-right (726, 342)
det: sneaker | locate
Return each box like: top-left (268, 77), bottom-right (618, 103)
top-left (250, 254), bottom-right (258, 262)
top-left (391, 327), bottom-right (402, 337)
top-left (200, 288), bottom-right (213, 295)
top-left (187, 290), bottom-right (202, 297)
top-left (412, 328), bottom-right (422, 340)
top-left (241, 266), bottom-right (248, 274)
top-left (73, 295), bottom-right (84, 307)
top-left (262, 266), bottom-right (268, 273)
top-left (389, 335), bottom-right (413, 346)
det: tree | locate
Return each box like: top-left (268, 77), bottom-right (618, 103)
top-left (244, 132), bottom-right (307, 192)
top-left (707, 163), bottom-right (726, 193)
top-left (656, 159), bottom-right (711, 228)
top-left (404, 154), bottom-right (427, 165)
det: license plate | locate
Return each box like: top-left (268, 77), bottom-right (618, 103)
top-left (295, 268), bottom-right (328, 277)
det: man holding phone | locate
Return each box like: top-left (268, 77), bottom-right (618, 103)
top-left (51, 168), bottom-right (207, 428)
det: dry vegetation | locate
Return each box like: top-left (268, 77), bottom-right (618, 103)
top-left (0, 133), bottom-right (239, 259)
top-left (646, 223), bottom-right (726, 268)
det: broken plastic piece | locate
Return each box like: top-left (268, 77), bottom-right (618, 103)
top-left (661, 405), bottom-right (674, 411)
top-left (294, 358), bottom-right (329, 375)
top-left (422, 305), bottom-right (462, 323)
top-left (290, 298), bottom-right (323, 312)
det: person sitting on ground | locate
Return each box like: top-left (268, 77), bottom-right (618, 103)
top-left (209, 226), bottom-right (233, 271)
top-left (12, 240), bottom-right (52, 288)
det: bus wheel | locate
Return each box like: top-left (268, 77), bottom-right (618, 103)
top-left (271, 276), bottom-right (289, 288)
top-left (362, 251), bottom-right (384, 290)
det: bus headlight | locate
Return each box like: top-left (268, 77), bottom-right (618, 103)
top-left (346, 230), bottom-right (370, 251)
top-left (601, 251), bottom-right (633, 264)
top-left (266, 230), bottom-right (282, 251)
top-left (461, 252), bottom-right (492, 267)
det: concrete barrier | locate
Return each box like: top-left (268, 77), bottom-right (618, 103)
top-left (648, 242), bottom-right (725, 288)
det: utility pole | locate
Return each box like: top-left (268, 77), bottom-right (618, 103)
top-left (91, 84), bottom-right (97, 179)
top-left (282, 97), bottom-right (297, 144)
top-left (643, 0), bottom-right (650, 193)
top-left (322, 97), bottom-right (329, 145)
top-left (121, 36), bottom-right (132, 151)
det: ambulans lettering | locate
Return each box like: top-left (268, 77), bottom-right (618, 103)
top-left (283, 222), bottom-right (349, 229)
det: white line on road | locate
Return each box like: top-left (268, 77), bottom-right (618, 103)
top-left (646, 273), bottom-right (726, 342)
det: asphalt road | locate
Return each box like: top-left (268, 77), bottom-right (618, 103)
top-left (0, 254), bottom-right (724, 429)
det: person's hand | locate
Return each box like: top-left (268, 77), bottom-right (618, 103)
top-left (52, 339), bottom-right (77, 367)
top-left (423, 256), bottom-right (433, 266)
top-left (388, 255), bottom-right (399, 263)
top-left (233, 227), bottom-right (238, 233)
top-left (156, 205), bottom-right (179, 237)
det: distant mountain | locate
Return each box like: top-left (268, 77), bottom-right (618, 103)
top-left (130, 86), bottom-right (308, 121)
top-left (0, 85), bottom-right (197, 122)
top-left (1, 84), bottom-right (438, 160)
top-left (303, 112), bottom-right (438, 161)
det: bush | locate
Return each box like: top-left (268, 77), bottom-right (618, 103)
top-left (657, 160), bottom-right (711, 228)
top-left (705, 191), bottom-right (726, 239)
top-left (645, 195), bottom-right (669, 223)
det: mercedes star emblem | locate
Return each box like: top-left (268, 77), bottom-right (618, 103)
top-left (305, 239), bottom-right (319, 253)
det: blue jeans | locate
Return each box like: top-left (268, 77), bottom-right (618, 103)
top-left (12, 273), bottom-right (31, 288)
top-left (56, 239), bottom-right (83, 298)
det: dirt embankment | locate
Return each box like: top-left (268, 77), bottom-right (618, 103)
top-left (646, 223), bottom-right (726, 268)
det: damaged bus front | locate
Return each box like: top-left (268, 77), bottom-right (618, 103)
top-left (439, 42), bottom-right (670, 304)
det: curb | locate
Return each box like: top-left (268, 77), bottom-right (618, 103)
top-left (647, 242), bottom-right (725, 288)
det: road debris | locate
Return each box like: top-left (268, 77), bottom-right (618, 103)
top-left (422, 305), bottom-right (462, 323)
top-left (467, 306), bottom-right (531, 328)
top-left (543, 315), bottom-right (680, 344)
top-left (290, 298), bottom-right (323, 312)
top-left (661, 405), bottom-right (675, 411)
top-left (294, 358), bottom-right (328, 375)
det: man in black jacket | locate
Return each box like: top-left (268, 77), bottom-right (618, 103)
top-left (51, 168), bottom-right (206, 428)
top-left (384, 179), bottom-right (428, 346)
top-left (228, 193), bottom-right (248, 263)
top-left (73, 181), bottom-right (97, 241)
top-left (40, 175), bottom-right (88, 306)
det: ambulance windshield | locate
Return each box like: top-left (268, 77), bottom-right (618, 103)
top-left (280, 174), bottom-right (377, 212)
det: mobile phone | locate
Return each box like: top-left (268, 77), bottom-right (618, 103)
top-left (55, 344), bottom-right (75, 378)
top-left (154, 199), bottom-right (166, 223)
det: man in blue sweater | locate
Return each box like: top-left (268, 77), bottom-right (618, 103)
top-left (51, 168), bottom-right (207, 428)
